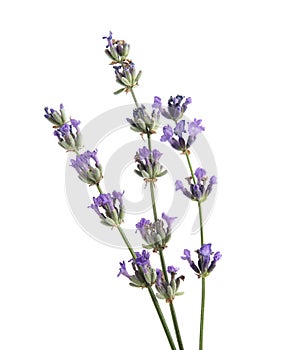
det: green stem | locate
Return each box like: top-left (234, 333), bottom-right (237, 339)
top-left (130, 88), bottom-right (139, 108)
top-left (199, 278), bottom-right (206, 350)
top-left (169, 302), bottom-right (184, 350)
top-left (116, 225), bottom-right (136, 260)
top-left (159, 251), bottom-right (184, 350)
top-left (129, 88), bottom-right (182, 350)
top-left (147, 287), bottom-right (177, 350)
top-left (198, 201), bottom-right (204, 246)
top-left (96, 183), bottom-right (104, 195)
top-left (149, 181), bottom-right (158, 221)
top-left (185, 151), bottom-right (196, 184)
top-left (117, 225), bottom-right (176, 350)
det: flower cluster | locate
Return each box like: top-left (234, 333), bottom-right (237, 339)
top-left (135, 213), bottom-right (177, 251)
top-left (44, 104), bottom-right (67, 127)
top-left (134, 146), bottom-right (167, 181)
top-left (153, 95), bottom-right (192, 123)
top-left (44, 104), bottom-right (82, 152)
top-left (70, 149), bottom-right (103, 186)
top-left (89, 191), bottom-right (125, 226)
top-left (175, 167), bottom-right (217, 202)
top-left (118, 250), bottom-right (157, 288)
top-left (103, 31), bottom-right (142, 94)
top-left (160, 118), bottom-right (205, 153)
top-left (126, 105), bottom-right (160, 134)
top-left (155, 266), bottom-right (184, 303)
top-left (181, 244), bottom-right (222, 278)
top-left (103, 30), bottom-right (130, 63)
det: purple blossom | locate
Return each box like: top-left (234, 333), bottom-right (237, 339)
top-left (134, 250), bottom-right (151, 272)
top-left (156, 268), bottom-right (163, 286)
top-left (174, 120), bottom-right (186, 138)
top-left (70, 150), bottom-right (102, 185)
top-left (70, 119), bottom-right (80, 133)
top-left (160, 118), bottom-right (204, 152)
top-left (181, 249), bottom-right (191, 262)
top-left (210, 176), bottom-right (218, 185)
top-left (175, 180), bottom-right (184, 191)
top-left (152, 149), bottom-right (162, 161)
top-left (135, 146), bottom-right (166, 179)
top-left (176, 168), bottom-right (217, 202)
top-left (199, 243), bottom-right (212, 257)
top-left (158, 95), bottom-right (192, 122)
top-left (152, 96), bottom-right (162, 109)
top-left (160, 125), bottom-right (173, 142)
top-left (102, 30), bottom-right (113, 48)
top-left (117, 261), bottom-right (131, 278)
top-left (112, 190), bottom-right (124, 206)
top-left (162, 212), bottom-right (177, 230)
top-left (188, 118), bottom-right (205, 137)
top-left (195, 168), bottom-right (206, 182)
top-left (89, 191), bottom-right (124, 226)
top-left (136, 218), bottom-right (150, 230)
top-left (139, 146), bottom-right (151, 160)
top-left (182, 244), bottom-right (222, 277)
top-left (167, 266), bottom-right (179, 274)
top-left (60, 123), bottom-right (70, 135)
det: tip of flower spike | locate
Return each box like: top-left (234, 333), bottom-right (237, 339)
top-left (60, 103), bottom-right (64, 110)
top-left (167, 266), bottom-right (179, 274)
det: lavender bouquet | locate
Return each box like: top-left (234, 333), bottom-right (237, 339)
top-left (44, 31), bottom-right (221, 350)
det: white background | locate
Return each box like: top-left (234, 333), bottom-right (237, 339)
top-left (1, 0), bottom-right (283, 349)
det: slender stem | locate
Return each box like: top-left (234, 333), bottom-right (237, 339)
top-left (199, 278), bottom-right (206, 350)
top-left (160, 251), bottom-right (184, 350)
top-left (198, 201), bottom-right (204, 246)
top-left (185, 151), bottom-right (196, 184)
top-left (149, 182), bottom-right (158, 221)
top-left (169, 302), bottom-right (184, 350)
top-left (147, 129), bottom-right (184, 350)
top-left (96, 183), bottom-right (104, 195)
top-left (130, 88), bottom-right (139, 108)
top-left (129, 87), bottom-right (182, 350)
top-left (116, 225), bottom-right (136, 260)
top-left (147, 287), bottom-right (177, 350)
top-left (117, 225), bottom-right (176, 350)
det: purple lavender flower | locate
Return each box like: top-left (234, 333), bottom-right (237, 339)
top-left (157, 95), bottom-right (192, 122)
top-left (118, 251), bottom-right (158, 288)
top-left (126, 105), bottom-right (160, 134)
top-left (134, 146), bottom-right (167, 180)
top-left (155, 265), bottom-right (184, 302)
top-left (160, 125), bottom-right (173, 142)
top-left (167, 266), bottom-right (180, 274)
top-left (134, 250), bottom-right (151, 272)
top-left (70, 149), bottom-right (102, 186)
top-left (139, 146), bottom-right (151, 160)
top-left (89, 191), bottom-right (125, 226)
top-left (102, 30), bottom-right (113, 48)
top-left (174, 120), bottom-right (186, 137)
top-left (152, 96), bottom-right (162, 110)
top-left (156, 269), bottom-right (163, 286)
top-left (181, 244), bottom-right (222, 277)
top-left (160, 118), bottom-right (204, 152)
top-left (135, 213), bottom-right (176, 251)
top-left (44, 105), bottom-right (82, 152)
top-left (117, 261), bottom-right (131, 278)
top-left (161, 212), bottom-right (177, 230)
top-left (112, 62), bottom-right (141, 93)
top-left (44, 104), bottom-right (66, 127)
top-left (188, 118), bottom-right (205, 136)
top-left (175, 167), bottom-right (217, 202)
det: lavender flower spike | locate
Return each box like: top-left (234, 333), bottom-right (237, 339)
top-left (176, 167), bottom-right (217, 202)
top-left (182, 244), bottom-right (222, 278)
